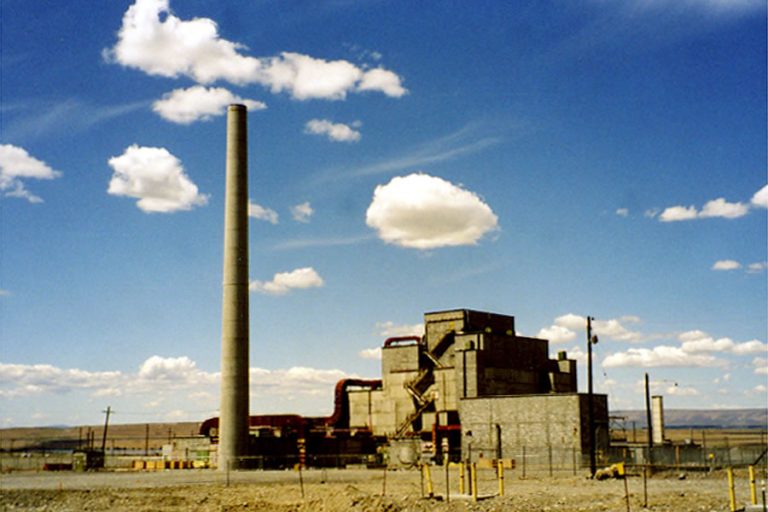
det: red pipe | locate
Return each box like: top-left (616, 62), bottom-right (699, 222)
top-left (383, 336), bottom-right (422, 347)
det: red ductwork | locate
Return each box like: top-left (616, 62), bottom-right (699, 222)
top-left (383, 336), bottom-right (422, 347)
top-left (324, 379), bottom-right (382, 428)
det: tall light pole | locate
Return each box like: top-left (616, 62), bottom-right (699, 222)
top-left (644, 373), bottom-right (654, 469)
top-left (587, 317), bottom-right (598, 478)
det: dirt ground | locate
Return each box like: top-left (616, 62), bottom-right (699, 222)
top-left (0, 467), bottom-right (763, 511)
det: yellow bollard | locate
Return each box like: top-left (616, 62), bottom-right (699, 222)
top-left (749, 465), bottom-right (757, 505)
top-left (727, 467), bottom-right (737, 512)
top-left (498, 460), bottom-right (505, 497)
top-left (459, 461), bottom-right (466, 495)
top-left (471, 463), bottom-right (478, 502)
top-left (423, 464), bottom-right (434, 498)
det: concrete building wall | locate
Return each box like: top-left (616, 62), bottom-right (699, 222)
top-left (459, 393), bottom-right (609, 463)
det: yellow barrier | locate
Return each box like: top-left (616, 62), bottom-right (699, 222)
top-left (749, 465), bottom-right (757, 505)
top-left (727, 467), bottom-right (737, 512)
top-left (423, 464), bottom-right (434, 498)
top-left (459, 462), bottom-right (465, 495)
top-left (498, 461), bottom-right (505, 497)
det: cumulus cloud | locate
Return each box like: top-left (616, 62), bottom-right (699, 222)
top-left (0, 362), bottom-right (121, 398)
top-left (359, 347), bottom-right (383, 360)
top-left (657, 187), bottom-right (767, 222)
top-left (679, 330), bottom-right (768, 355)
top-left (753, 357), bottom-right (768, 375)
top-left (305, 119), bottom-right (361, 142)
top-left (602, 346), bottom-right (722, 368)
top-left (152, 86), bottom-right (265, 124)
top-left (752, 184), bottom-right (768, 208)
top-left (659, 205), bottom-right (699, 222)
top-left (615, 208), bottom-right (629, 217)
top-left (107, 145), bottom-right (208, 213)
top-left (712, 259), bottom-right (741, 271)
top-left (291, 202), bottom-right (314, 223)
top-left (365, 173), bottom-right (498, 249)
top-left (747, 262), bottom-right (768, 274)
top-left (0, 356), bottom-right (352, 413)
top-left (699, 198), bottom-right (749, 219)
top-left (107, 0), bottom-right (405, 100)
top-left (0, 144), bottom-right (62, 203)
top-left (358, 68), bottom-right (408, 97)
top-left (250, 267), bottom-right (324, 295)
top-left (248, 201), bottom-right (278, 224)
top-left (550, 313), bottom-right (644, 342)
top-left (537, 325), bottom-right (577, 344)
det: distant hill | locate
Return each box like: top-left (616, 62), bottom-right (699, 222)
top-left (612, 409), bottom-right (768, 429)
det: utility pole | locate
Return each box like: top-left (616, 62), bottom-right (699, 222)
top-left (645, 373), bottom-right (654, 468)
top-left (587, 316), bottom-right (598, 478)
top-left (101, 406), bottom-right (112, 454)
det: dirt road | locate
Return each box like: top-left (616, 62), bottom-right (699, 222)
top-left (0, 467), bottom-right (759, 511)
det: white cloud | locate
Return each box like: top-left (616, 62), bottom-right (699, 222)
top-left (602, 346), bottom-right (722, 368)
top-left (291, 202), bottom-right (314, 223)
top-left (747, 262), bottom-right (768, 274)
top-left (615, 208), bottom-right (629, 217)
top-left (0, 289), bottom-right (10, 297)
top-left (552, 313), bottom-right (643, 342)
top-left (665, 385), bottom-right (700, 397)
top-left (659, 195), bottom-right (752, 222)
top-left (358, 68), bottom-right (408, 97)
top-left (248, 201), bottom-right (278, 224)
top-left (250, 267), bottom-right (324, 295)
top-left (537, 325), bottom-right (577, 344)
top-left (0, 144), bottom-right (62, 203)
top-left (250, 366), bottom-right (350, 397)
top-left (365, 173), bottom-right (498, 249)
top-left (359, 348), bottom-right (383, 360)
top-left (699, 198), bottom-right (749, 219)
top-left (679, 330), bottom-right (767, 355)
top-left (107, 145), bottom-right (208, 213)
top-left (375, 321), bottom-right (424, 337)
top-left (152, 86), bottom-right (265, 124)
top-left (304, 119), bottom-right (361, 142)
top-left (0, 362), bottom-right (122, 398)
top-left (731, 340), bottom-right (768, 356)
top-left (751, 384), bottom-right (767, 394)
top-left (752, 357), bottom-right (768, 375)
top-left (712, 259), bottom-right (741, 271)
top-left (0, 357), bottom-right (353, 416)
top-left (659, 205), bottom-right (699, 222)
top-left (751, 184), bottom-right (768, 208)
top-left (107, 0), bottom-right (406, 100)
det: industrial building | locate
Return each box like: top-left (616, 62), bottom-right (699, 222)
top-left (346, 309), bottom-right (609, 464)
top-left (201, 308), bottom-right (609, 468)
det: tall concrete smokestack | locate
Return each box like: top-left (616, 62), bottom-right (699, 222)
top-left (220, 104), bottom-right (250, 470)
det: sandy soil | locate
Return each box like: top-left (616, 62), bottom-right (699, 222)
top-left (0, 467), bottom-right (762, 511)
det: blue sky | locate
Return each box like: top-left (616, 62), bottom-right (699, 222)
top-left (1, 0), bottom-right (766, 427)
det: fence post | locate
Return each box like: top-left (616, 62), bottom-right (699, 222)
top-left (423, 464), bottom-right (434, 498)
top-left (522, 446), bottom-right (526, 479)
top-left (727, 467), bottom-right (737, 512)
top-left (471, 463), bottom-right (478, 502)
top-left (548, 445), bottom-right (553, 477)
top-left (498, 460), bottom-right (505, 497)
top-left (445, 459), bottom-right (450, 502)
top-left (748, 465), bottom-right (757, 505)
top-left (459, 461), bottom-right (465, 494)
